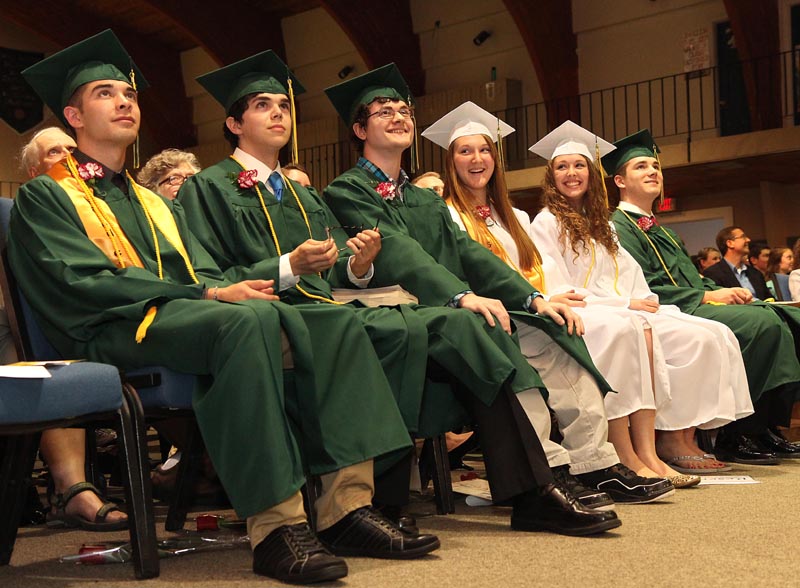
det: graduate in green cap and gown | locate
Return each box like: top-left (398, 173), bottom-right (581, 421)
top-left (608, 130), bottom-right (800, 464)
top-left (178, 52), bottom-right (620, 536)
top-left (10, 30), bottom-right (430, 585)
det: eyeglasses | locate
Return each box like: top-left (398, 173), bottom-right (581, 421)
top-left (158, 173), bottom-right (194, 187)
top-left (326, 221), bottom-right (381, 251)
top-left (731, 234), bottom-right (748, 241)
top-left (367, 106), bottom-right (414, 120)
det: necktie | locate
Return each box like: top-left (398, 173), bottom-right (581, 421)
top-left (268, 171), bottom-right (283, 202)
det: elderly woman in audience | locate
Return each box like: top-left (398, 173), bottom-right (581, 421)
top-left (695, 246), bottom-right (721, 276)
top-left (137, 148), bottom-right (201, 200)
top-left (11, 127), bottom-right (127, 531)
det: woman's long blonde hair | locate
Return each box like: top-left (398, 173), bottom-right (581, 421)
top-left (542, 154), bottom-right (618, 259)
top-left (444, 134), bottom-right (541, 270)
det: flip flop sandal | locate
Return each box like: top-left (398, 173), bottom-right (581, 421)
top-left (701, 454), bottom-right (732, 472)
top-left (664, 455), bottom-right (731, 475)
top-left (47, 481), bottom-right (128, 532)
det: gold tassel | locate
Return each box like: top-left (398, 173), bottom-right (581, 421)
top-left (496, 117), bottom-right (506, 172)
top-left (129, 68), bottom-right (140, 169)
top-left (135, 306), bottom-right (157, 343)
top-left (288, 77), bottom-right (299, 165)
top-left (409, 93), bottom-right (419, 174)
top-left (653, 142), bottom-right (664, 206)
top-left (595, 138), bottom-right (609, 209)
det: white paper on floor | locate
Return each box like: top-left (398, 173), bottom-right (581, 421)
top-left (697, 475), bottom-right (760, 485)
top-left (453, 478), bottom-right (493, 504)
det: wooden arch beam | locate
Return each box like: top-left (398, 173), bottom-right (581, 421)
top-left (503, 0), bottom-right (579, 126)
top-left (723, 0), bottom-right (782, 131)
top-left (1, 3), bottom-right (195, 149)
top-left (320, 0), bottom-right (424, 97)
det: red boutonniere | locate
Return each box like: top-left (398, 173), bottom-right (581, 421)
top-left (474, 205), bottom-right (492, 220)
top-left (77, 162), bottom-right (105, 182)
top-left (236, 169), bottom-right (258, 189)
top-left (375, 181), bottom-right (397, 201)
top-left (637, 215), bottom-right (657, 232)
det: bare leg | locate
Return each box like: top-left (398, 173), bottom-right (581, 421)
top-left (39, 428), bottom-right (127, 524)
top-left (607, 416), bottom-right (652, 473)
top-left (654, 426), bottom-right (727, 469)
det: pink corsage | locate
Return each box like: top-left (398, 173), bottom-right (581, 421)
top-left (237, 169), bottom-right (258, 189)
top-left (474, 205), bottom-right (492, 220)
top-left (77, 162), bottom-right (104, 181)
top-left (637, 215), bottom-right (657, 232)
top-left (375, 181), bottom-right (397, 201)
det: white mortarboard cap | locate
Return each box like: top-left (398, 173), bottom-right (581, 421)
top-left (422, 101), bottom-right (515, 149)
top-left (528, 120), bottom-right (615, 162)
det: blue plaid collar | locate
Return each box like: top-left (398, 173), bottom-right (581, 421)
top-left (357, 157), bottom-right (410, 196)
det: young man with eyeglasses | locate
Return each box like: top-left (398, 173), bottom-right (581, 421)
top-left (180, 52), bottom-right (620, 545)
top-left (607, 130), bottom-right (800, 464)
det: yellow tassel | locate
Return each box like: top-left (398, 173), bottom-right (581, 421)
top-left (409, 93), bottom-right (419, 174)
top-left (595, 139), bottom-right (609, 209)
top-left (497, 117), bottom-right (505, 172)
top-left (288, 77), bottom-right (299, 165)
top-left (129, 68), bottom-right (140, 169)
top-left (653, 142), bottom-right (664, 206)
top-left (135, 306), bottom-right (157, 343)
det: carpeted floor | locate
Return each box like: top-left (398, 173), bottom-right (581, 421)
top-left (3, 457), bottom-right (799, 588)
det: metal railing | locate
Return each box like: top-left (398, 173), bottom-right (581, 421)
top-left (297, 49), bottom-right (798, 188)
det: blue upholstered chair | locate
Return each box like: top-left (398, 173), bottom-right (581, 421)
top-left (774, 273), bottom-right (791, 301)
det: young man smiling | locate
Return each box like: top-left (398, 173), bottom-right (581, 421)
top-left (180, 52), bottom-right (620, 541)
top-left (608, 130), bottom-right (800, 464)
top-left (324, 65), bottom-right (673, 506)
top-left (12, 31), bottom-right (425, 585)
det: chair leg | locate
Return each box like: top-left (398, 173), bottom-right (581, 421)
top-left (165, 420), bottom-right (203, 533)
top-left (430, 434), bottom-right (455, 515)
top-left (302, 475), bottom-right (322, 532)
top-left (0, 434), bottom-right (40, 566)
top-left (119, 385), bottom-right (159, 579)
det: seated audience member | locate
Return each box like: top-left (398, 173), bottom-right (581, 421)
top-left (14, 31), bottom-right (444, 584)
top-left (749, 243), bottom-right (771, 276)
top-left (282, 162), bottom-right (312, 187)
top-left (137, 148), bottom-right (200, 200)
top-left (768, 247), bottom-right (794, 276)
top-left (789, 239), bottom-right (800, 301)
top-left (411, 171), bottom-right (445, 196)
top-left (607, 130), bottom-right (800, 464)
top-left (325, 67), bottom-right (675, 505)
top-left (179, 53), bottom-right (621, 537)
top-left (11, 126), bottom-right (127, 531)
top-left (695, 246), bottom-right (721, 275)
top-left (703, 227), bottom-right (772, 300)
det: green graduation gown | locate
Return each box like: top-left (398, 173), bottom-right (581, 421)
top-left (611, 207), bottom-right (800, 402)
top-left (324, 165), bottom-right (612, 395)
top-left (8, 164), bottom-right (411, 518)
top-left (179, 157), bottom-right (537, 434)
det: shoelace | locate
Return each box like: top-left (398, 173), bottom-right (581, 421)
top-left (363, 508), bottom-right (401, 536)
top-left (286, 523), bottom-right (328, 555)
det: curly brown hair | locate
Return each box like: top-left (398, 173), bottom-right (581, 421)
top-left (542, 155), bottom-right (618, 260)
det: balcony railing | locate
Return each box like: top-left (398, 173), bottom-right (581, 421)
top-left (298, 49), bottom-right (798, 189)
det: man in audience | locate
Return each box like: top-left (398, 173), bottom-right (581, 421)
top-left (607, 130), bottom-right (800, 464)
top-left (179, 51), bottom-right (620, 538)
top-left (19, 126), bottom-right (76, 178)
top-left (749, 243), bottom-right (771, 278)
top-left (324, 64), bottom-right (674, 505)
top-left (13, 30), bottom-right (438, 585)
top-left (703, 226), bottom-right (771, 300)
top-left (411, 171), bottom-right (444, 196)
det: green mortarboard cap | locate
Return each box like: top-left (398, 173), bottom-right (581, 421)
top-left (22, 29), bottom-right (148, 128)
top-left (601, 129), bottom-right (660, 175)
top-left (324, 63), bottom-right (411, 125)
top-left (196, 50), bottom-right (305, 114)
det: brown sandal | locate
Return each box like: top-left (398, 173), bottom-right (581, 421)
top-left (47, 481), bottom-right (128, 532)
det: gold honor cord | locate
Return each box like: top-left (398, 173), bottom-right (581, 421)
top-left (229, 157), bottom-right (344, 305)
top-left (582, 241), bottom-right (621, 296)
top-left (616, 208), bottom-right (678, 287)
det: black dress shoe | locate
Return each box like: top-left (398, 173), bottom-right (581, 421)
top-left (758, 429), bottom-right (800, 458)
top-left (576, 463), bottom-right (675, 504)
top-left (253, 522), bottom-right (347, 584)
top-left (375, 504), bottom-right (420, 536)
top-left (552, 465), bottom-right (615, 511)
top-left (318, 506), bottom-right (440, 559)
top-left (511, 484), bottom-right (621, 536)
top-left (715, 432), bottom-right (780, 465)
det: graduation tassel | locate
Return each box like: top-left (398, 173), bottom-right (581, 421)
top-left (287, 77), bottom-right (299, 165)
top-left (653, 142), bottom-right (664, 206)
top-left (497, 116), bottom-right (506, 172)
top-left (595, 138), bottom-right (609, 209)
top-left (409, 93), bottom-right (419, 174)
top-left (129, 67), bottom-right (140, 169)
